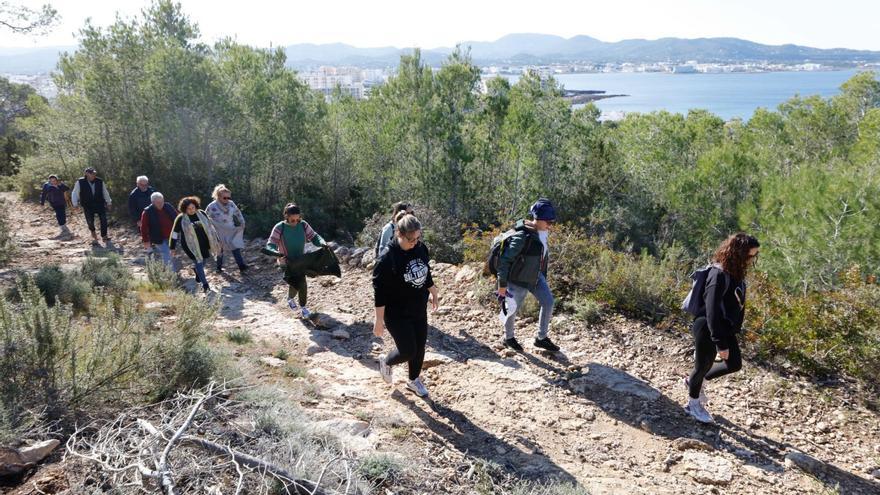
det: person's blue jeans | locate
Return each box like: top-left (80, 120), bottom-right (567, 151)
top-left (193, 261), bottom-right (209, 289)
top-left (217, 248), bottom-right (246, 269)
top-left (51, 205), bottom-right (66, 226)
top-left (503, 274), bottom-right (554, 340)
top-left (150, 240), bottom-right (172, 266)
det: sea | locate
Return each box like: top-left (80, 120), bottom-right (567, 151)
top-left (501, 69), bottom-right (875, 121)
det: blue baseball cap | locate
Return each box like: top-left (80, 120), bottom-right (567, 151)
top-left (529, 198), bottom-right (556, 221)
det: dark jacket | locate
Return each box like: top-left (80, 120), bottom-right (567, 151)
top-left (128, 186), bottom-right (156, 222)
top-left (372, 240), bottom-right (434, 321)
top-left (76, 177), bottom-right (108, 211)
top-left (283, 248), bottom-right (341, 283)
top-left (496, 220), bottom-right (548, 290)
top-left (698, 267), bottom-right (747, 350)
top-left (40, 183), bottom-right (69, 208)
top-left (170, 213), bottom-right (212, 261)
top-left (140, 203), bottom-right (178, 244)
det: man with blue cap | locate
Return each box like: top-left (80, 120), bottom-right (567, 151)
top-left (495, 198), bottom-right (560, 352)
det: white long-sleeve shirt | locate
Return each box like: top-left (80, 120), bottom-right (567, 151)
top-left (71, 179), bottom-right (112, 207)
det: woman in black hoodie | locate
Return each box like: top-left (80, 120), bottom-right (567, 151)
top-left (685, 232), bottom-right (760, 424)
top-left (372, 212), bottom-right (439, 398)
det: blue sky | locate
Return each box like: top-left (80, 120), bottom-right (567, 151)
top-left (2, 0), bottom-right (879, 51)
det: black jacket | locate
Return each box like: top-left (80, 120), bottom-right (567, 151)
top-left (128, 186), bottom-right (156, 221)
top-left (698, 267), bottom-right (746, 350)
top-left (372, 240), bottom-right (434, 321)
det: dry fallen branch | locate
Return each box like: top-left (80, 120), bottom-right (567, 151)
top-left (65, 382), bottom-right (350, 494)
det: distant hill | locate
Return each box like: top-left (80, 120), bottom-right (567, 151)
top-left (3, 35), bottom-right (880, 74)
top-left (284, 34), bottom-right (880, 68)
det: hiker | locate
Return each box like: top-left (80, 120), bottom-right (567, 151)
top-left (373, 212), bottom-right (439, 397)
top-left (684, 233), bottom-right (760, 424)
top-left (40, 175), bottom-right (71, 236)
top-left (265, 203), bottom-right (328, 318)
top-left (375, 201), bottom-right (414, 257)
top-left (71, 167), bottom-right (112, 243)
top-left (139, 192), bottom-right (178, 266)
top-left (494, 198), bottom-right (560, 353)
top-left (206, 184), bottom-right (248, 273)
top-left (127, 176), bottom-right (155, 229)
top-left (170, 196), bottom-right (221, 293)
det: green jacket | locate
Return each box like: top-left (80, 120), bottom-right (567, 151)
top-left (497, 220), bottom-right (548, 290)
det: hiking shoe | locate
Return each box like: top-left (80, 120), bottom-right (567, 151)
top-left (287, 298), bottom-right (299, 313)
top-left (238, 264), bottom-right (249, 273)
top-left (378, 354), bottom-right (392, 384)
top-left (301, 306), bottom-right (312, 319)
top-left (406, 377), bottom-right (429, 398)
top-left (503, 338), bottom-right (523, 352)
top-left (684, 398), bottom-right (714, 424)
top-left (684, 377), bottom-right (709, 406)
top-left (534, 337), bottom-right (560, 352)
top-left (202, 284), bottom-right (211, 294)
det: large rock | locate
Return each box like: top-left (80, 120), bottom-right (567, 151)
top-left (360, 249), bottom-right (376, 267)
top-left (569, 364), bottom-right (661, 401)
top-left (681, 451), bottom-right (734, 486)
top-left (422, 352), bottom-right (453, 369)
top-left (259, 356), bottom-right (286, 368)
top-left (0, 439), bottom-right (61, 476)
top-left (312, 418), bottom-right (370, 437)
top-left (784, 451), bottom-right (834, 477)
top-left (331, 329), bottom-right (351, 340)
top-left (455, 265), bottom-right (478, 283)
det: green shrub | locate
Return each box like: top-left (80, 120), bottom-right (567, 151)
top-left (226, 327), bottom-right (252, 344)
top-left (749, 267), bottom-right (880, 380)
top-left (145, 258), bottom-right (178, 291)
top-left (148, 295), bottom-right (219, 399)
top-left (571, 296), bottom-right (604, 324)
top-left (0, 200), bottom-right (14, 266)
top-left (80, 254), bottom-right (132, 294)
top-left (26, 265), bottom-right (92, 312)
top-left (358, 453), bottom-right (403, 485)
top-left (358, 203), bottom-right (464, 263)
top-left (0, 281), bottom-right (146, 429)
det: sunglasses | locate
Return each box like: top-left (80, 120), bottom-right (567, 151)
top-left (221, 196), bottom-right (231, 200)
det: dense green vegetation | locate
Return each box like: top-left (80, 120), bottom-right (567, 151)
top-left (10, 1), bottom-right (880, 381)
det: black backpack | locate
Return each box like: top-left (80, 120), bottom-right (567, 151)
top-left (485, 227), bottom-right (532, 277)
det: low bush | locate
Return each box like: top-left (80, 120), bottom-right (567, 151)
top-left (748, 267), bottom-right (880, 380)
top-left (358, 453), bottom-right (404, 485)
top-left (145, 258), bottom-right (178, 291)
top-left (80, 254), bottom-right (132, 294)
top-left (226, 327), bottom-right (253, 344)
top-left (28, 265), bottom-right (92, 311)
top-left (0, 200), bottom-right (14, 266)
top-left (358, 203), bottom-right (464, 263)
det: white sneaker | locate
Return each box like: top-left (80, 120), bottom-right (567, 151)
top-left (406, 377), bottom-right (429, 398)
top-left (685, 398), bottom-right (714, 424)
top-left (378, 354), bottom-right (392, 384)
top-left (287, 298), bottom-right (299, 313)
top-left (301, 306), bottom-right (312, 319)
top-left (684, 377), bottom-right (709, 406)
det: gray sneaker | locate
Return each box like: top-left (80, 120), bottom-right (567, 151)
top-left (685, 398), bottom-right (714, 424)
top-left (378, 354), bottom-right (392, 384)
top-left (406, 377), bottom-right (429, 398)
top-left (301, 306), bottom-right (312, 319)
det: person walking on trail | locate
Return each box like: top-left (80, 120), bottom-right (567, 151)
top-left (40, 175), bottom-right (71, 237)
top-left (170, 196), bottom-right (221, 294)
top-left (206, 184), bottom-right (248, 273)
top-left (265, 203), bottom-right (328, 319)
top-left (375, 201), bottom-right (413, 258)
top-left (684, 233), bottom-right (760, 424)
top-left (128, 176), bottom-right (155, 229)
top-left (495, 198), bottom-right (560, 353)
top-left (71, 167), bottom-right (112, 243)
top-left (373, 212), bottom-right (439, 398)
top-left (140, 192), bottom-right (178, 266)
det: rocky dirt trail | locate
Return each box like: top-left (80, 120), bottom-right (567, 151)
top-left (2, 193), bottom-right (880, 494)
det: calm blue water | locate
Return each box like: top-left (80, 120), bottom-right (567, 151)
top-left (503, 69), bottom-right (872, 120)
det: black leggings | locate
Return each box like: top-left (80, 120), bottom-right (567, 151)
top-left (385, 317), bottom-right (428, 381)
top-left (688, 316), bottom-right (742, 399)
